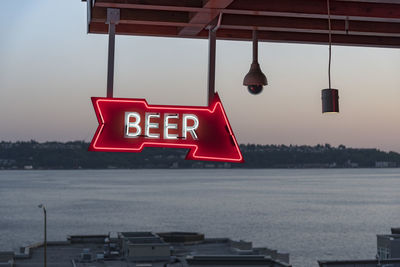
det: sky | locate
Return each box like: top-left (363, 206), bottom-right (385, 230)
top-left (0, 0), bottom-right (399, 152)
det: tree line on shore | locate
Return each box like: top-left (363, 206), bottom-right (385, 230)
top-left (0, 141), bottom-right (399, 169)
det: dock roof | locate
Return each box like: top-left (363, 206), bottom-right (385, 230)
top-left (83, 0), bottom-right (400, 48)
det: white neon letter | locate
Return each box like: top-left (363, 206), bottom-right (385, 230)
top-left (164, 114), bottom-right (179, 139)
top-left (125, 112), bottom-right (141, 138)
top-left (145, 113), bottom-right (160, 138)
top-left (182, 114), bottom-right (199, 140)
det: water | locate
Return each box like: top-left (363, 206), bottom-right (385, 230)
top-left (0, 169), bottom-right (399, 266)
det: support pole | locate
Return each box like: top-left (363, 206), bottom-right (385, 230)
top-left (252, 30), bottom-right (258, 63)
top-left (107, 23), bottom-right (116, 98)
top-left (207, 13), bottom-right (222, 106)
top-left (44, 207), bottom-right (47, 267)
top-left (207, 29), bottom-right (216, 106)
top-left (106, 8), bottom-right (120, 98)
top-left (86, 0), bottom-right (92, 33)
top-left (38, 204), bottom-right (47, 267)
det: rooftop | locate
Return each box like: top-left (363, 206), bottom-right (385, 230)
top-left (318, 258), bottom-right (400, 267)
top-left (83, 0), bottom-right (400, 48)
top-left (1, 232), bottom-right (290, 267)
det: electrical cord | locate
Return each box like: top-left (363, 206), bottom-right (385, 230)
top-left (327, 0), bottom-right (332, 89)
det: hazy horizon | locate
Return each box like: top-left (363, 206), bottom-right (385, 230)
top-left (0, 139), bottom-right (398, 154)
top-left (1, 0), bottom-right (399, 152)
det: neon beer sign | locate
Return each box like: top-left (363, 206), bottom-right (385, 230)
top-left (124, 112), bottom-right (199, 140)
top-left (89, 93), bottom-right (243, 162)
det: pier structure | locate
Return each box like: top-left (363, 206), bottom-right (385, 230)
top-left (84, 0), bottom-right (400, 49)
top-left (318, 228), bottom-right (400, 267)
top-left (0, 231), bottom-right (290, 267)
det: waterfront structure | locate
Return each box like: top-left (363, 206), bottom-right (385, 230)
top-left (81, 0), bottom-right (400, 162)
top-left (83, 0), bottom-right (400, 49)
top-left (377, 228), bottom-right (400, 260)
top-left (0, 231), bottom-right (290, 267)
top-left (318, 259), bottom-right (400, 267)
top-left (319, 228), bottom-right (400, 267)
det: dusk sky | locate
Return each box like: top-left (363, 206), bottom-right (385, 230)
top-left (1, 1), bottom-right (399, 152)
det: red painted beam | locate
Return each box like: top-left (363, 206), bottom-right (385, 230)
top-left (94, 1), bottom-right (205, 13)
top-left (89, 22), bottom-right (179, 36)
top-left (91, 6), bottom-right (190, 23)
top-left (221, 14), bottom-right (400, 37)
top-left (226, 0), bottom-right (400, 20)
top-left (95, 0), bottom-right (203, 9)
top-left (88, 22), bottom-right (400, 48)
top-left (90, 6), bottom-right (400, 37)
top-left (210, 28), bottom-right (400, 48)
top-left (178, 0), bottom-right (235, 36)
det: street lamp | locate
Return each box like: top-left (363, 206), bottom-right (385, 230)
top-left (38, 204), bottom-right (47, 267)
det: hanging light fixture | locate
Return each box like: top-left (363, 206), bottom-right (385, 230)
top-left (322, 0), bottom-right (339, 113)
top-left (243, 30), bottom-right (267, 95)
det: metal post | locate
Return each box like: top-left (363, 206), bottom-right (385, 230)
top-left (86, 0), bottom-right (92, 33)
top-left (44, 207), bottom-right (47, 267)
top-left (107, 23), bottom-right (115, 98)
top-left (106, 8), bottom-right (120, 98)
top-left (207, 29), bottom-right (216, 106)
top-left (38, 204), bottom-right (46, 267)
top-left (206, 13), bottom-right (222, 106)
top-left (252, 30), bottom-right (258, 63)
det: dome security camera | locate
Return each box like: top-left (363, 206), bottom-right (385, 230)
top-left (247, 85), bottom-right (264, 95)
top-left (243, 30), bottom-right (267, 95)
top-left (243, 62), bottom-right (267, 95)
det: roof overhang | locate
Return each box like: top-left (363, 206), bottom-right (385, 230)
top-left (83, 0), bottom-right (400, 48)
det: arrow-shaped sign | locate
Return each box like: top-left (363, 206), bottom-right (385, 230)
top-left (89, 93), bottom-right (243, 163)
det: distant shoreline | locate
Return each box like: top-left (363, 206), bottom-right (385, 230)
top-left (1, 141), bottom-right (399, 169)
top-left (1, 167), bottom-right (399, 171)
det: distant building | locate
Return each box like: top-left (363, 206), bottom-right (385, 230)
top-left (171, 162), bottom-right (179, 168)
top-left (345, 160), bottom-right (359, 168)
top-left (318, 258), bottom-right (400, 267)
top-left (1, 231), bottom-right (291, 267)
top-left (377, 229), bottom-right (400, 260)
top-left (376, 161), bottom-right (397, 168)
top-left (119, 232), bottom-right (170, 261)
top-left (319, 228), bottom-right (400, 267)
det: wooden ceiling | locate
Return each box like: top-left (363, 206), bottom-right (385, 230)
top-left (83, 0), bottom-right (400, 48)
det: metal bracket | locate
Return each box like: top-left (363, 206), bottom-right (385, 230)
top-left (86, 0), bottom-right (93, 34)
top-left (207, 29), bottom-right (216, 105)
top-left (207, 13), bottom-right (222, 105)
top-left (206, 12), bottom-right (223, 32)
top-left (106, 8), bottom-right (120, 25)
top-left (106, 8), bottom-right (120, 98)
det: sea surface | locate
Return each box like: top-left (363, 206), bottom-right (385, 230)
top-left (0, 169), bottom-right (399, 266)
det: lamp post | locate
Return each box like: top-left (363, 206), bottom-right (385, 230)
top-left (38, 204), bottom-right (47, 267)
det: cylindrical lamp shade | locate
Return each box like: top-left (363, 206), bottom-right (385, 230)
top-left (321, 88), bottom-right (339, 113)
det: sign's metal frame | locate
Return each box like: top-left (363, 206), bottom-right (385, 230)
top-left (88, 3), bottom-right (242, 162)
